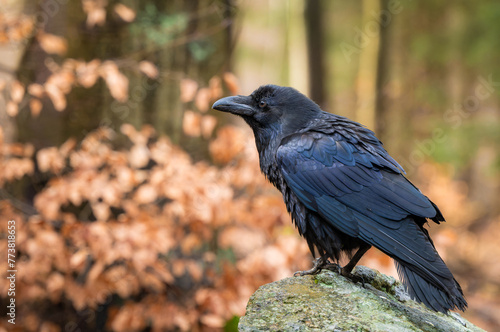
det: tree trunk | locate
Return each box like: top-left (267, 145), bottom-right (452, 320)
top-left (374, 0), bottom-right (390, 140)
top-left (355, 0), bottom-right (380, 131)
top-left (304, 0), bottom-right (326, 109)
top-left (0, 0), bottom-right (34, 143)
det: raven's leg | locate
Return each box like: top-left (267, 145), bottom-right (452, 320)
top-left (340, 243), bottom-right (372, 277)
top-left (293, 255), bottom-right (341, 277)
top-left (293, 256), bottom-right (326, 276)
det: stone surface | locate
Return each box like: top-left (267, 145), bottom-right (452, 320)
top-left (238, 266), bottom-right (484, 332)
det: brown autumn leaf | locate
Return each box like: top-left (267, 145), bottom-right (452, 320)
top-left (128, 144), bottom-right (150, 169)
top-left (114, 4), bottom-right (136, 22)
top-left (99, 61), bottom-right (129, 102)
top-left (200, 314), bottom-right (225, 328)
top-left (37, 32), bottom-right (68, 55)
top-left (6, 143), bottom-right (27, 156)
top-left (201, 115), bottom-right (217, 139)
top-left (2, 158), bottom-right (34, 180)
top-left (46, 272), bottom-right (65, 295)
top-left (82, 0), bottom-right (107, 28)
top-left (181, 233), bottom-right (202, 254)
top-left (39, 321), bottom-right (61, 332)
top-left (134, 184), bottom-right (157, 205)
top-left (172, 260), bottom-right (186, 277)
top-left (70, 250), bottom-right (90, 270)
top-left (46, 70), bottom-right (75, 94)
top-left (186, 261), bottom-right (203, 282)
top-left (37, 147), bottom-right (65, 173)
top-left (28, 83), bottom-right (45, 98)
top-left (45, 83), bottom-right (66, 111)
top-left (138, 60), bottom-right (159, 79)
top-left (6, 100), bottom-right (18, 116)
top-left (223, 72), bottom-right (240, 95)
top-left (60, 138), bottom-right (77, 156)
top-left (10, 80), bottom-right (24, 103)
top-left (209, 76), bottom-right (222, 100)
top-left (92, 202), bottom-right (110, 221)
top-left (195, 87), bottom-right (211, 112)
top-left (180, 78), bottom-right (198, 103)
top-left (120, 123), bottom-right (138, 141)
top-left (30, 98), bottom-right (43, 117)
top-left (76, 59), bottom-right (101, 88)
top-left (182, 110), bottom-right (201, 137)
top-left (209, 126), bottom-right (246, 164)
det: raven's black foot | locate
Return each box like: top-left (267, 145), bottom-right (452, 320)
top-left (340, 267), bottom-right (354, 278)
top-left (340, 267), bottom-right (364, 284)
top-left (294, 257), bottom-right (341, 277)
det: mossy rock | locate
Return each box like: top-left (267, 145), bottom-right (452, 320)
top-left (238, 266), bottom-right (483, 332)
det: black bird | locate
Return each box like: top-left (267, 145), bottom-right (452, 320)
top-left (212, 84), bottom-right (467, 313)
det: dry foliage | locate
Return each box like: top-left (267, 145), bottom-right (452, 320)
top-left (0, 125), bottom-right (312, 331)
top-left (4, 57), bottom-right (147, 116)
top-left (0, 13), bottom-right (34, 44)
top-left (180, 73), bottom-right (238, 139)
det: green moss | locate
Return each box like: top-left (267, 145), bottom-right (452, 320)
top-left (239, 267), bottom-right (484, 332)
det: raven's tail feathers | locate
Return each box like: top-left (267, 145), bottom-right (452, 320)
top-left (395, 260), bottom-right (467, 313)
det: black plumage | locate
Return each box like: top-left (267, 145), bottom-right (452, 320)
top-left (212, 84), bottom-right (467, 313)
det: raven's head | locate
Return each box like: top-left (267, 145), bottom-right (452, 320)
top-left (212, 85), bottom-right (321, 137)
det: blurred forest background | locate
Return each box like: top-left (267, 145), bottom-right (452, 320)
top-left (0, 0), bottom-right (499, 331)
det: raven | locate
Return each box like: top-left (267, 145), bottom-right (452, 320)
top-left (212, 84), bottom-right (467, 313)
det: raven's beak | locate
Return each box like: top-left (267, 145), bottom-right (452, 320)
top-left (212, 95), bottom-right (255, 116)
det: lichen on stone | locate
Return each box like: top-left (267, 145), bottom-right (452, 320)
top-left (238, 266), bottom-right (484, 332)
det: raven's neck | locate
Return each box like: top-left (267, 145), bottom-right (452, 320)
top-left (253, 126), bottom-right (286, 190)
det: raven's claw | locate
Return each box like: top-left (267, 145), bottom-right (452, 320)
top-left (294, 256), bottom-right (342, 276)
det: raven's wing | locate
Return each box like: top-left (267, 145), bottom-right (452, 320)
top-left (277, 131), bottom-right (466, 312)
top-left (277, 131), bottom-right (438, 231)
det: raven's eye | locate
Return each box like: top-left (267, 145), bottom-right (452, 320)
top-left (259, 100), bottom-right (267, 108)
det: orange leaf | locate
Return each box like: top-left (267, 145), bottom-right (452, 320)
top-left (209, 76), bottom-right (222, 100)
top-left (223, 72), bottom-right (240, 95)
top-left (209, 126), bottom-right (246, 164)
top-left (134, 184), bottom-right (157, 204)
top-left (28, 83), bottom-right (45, 98)
top-left (182, 110), bottom-right (201, 137)
top-left (200, 314), bottom-right (225, 328)
top-left (76, 59), bottom-right (101, 88)
top-left (6, 100), bottom-right (18, 116)
top-left (37, 32), bottom-right (68, 55)
top-left (82, 0), bottom-right (106, 28)
top-left (30, 98), bottom-right (43, 117)
top-left (138, 60), bottom-right (159, 79)
top-left (70, 250), bottom-right (89, 269)
top-left (195, 88), bottom-right (211, 112)
top-left (10, 80), bottom-right (25, 103)
top-left (201, 115), bottom-right (217, 139)
top-left (46, 272), bottom-right (65, 294)
top-left (45, 83), bottom-right (66, 111)
top-left (100, 61), bottom-right (128, 102)
top-left (114, 4), bottom-right (136, 22)
top-left (92, 202), bottom-right (110, 221)
top-left (180, 78), bottom-right (198, 103)
top-left (128, 144), bottom-right (150, 169)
